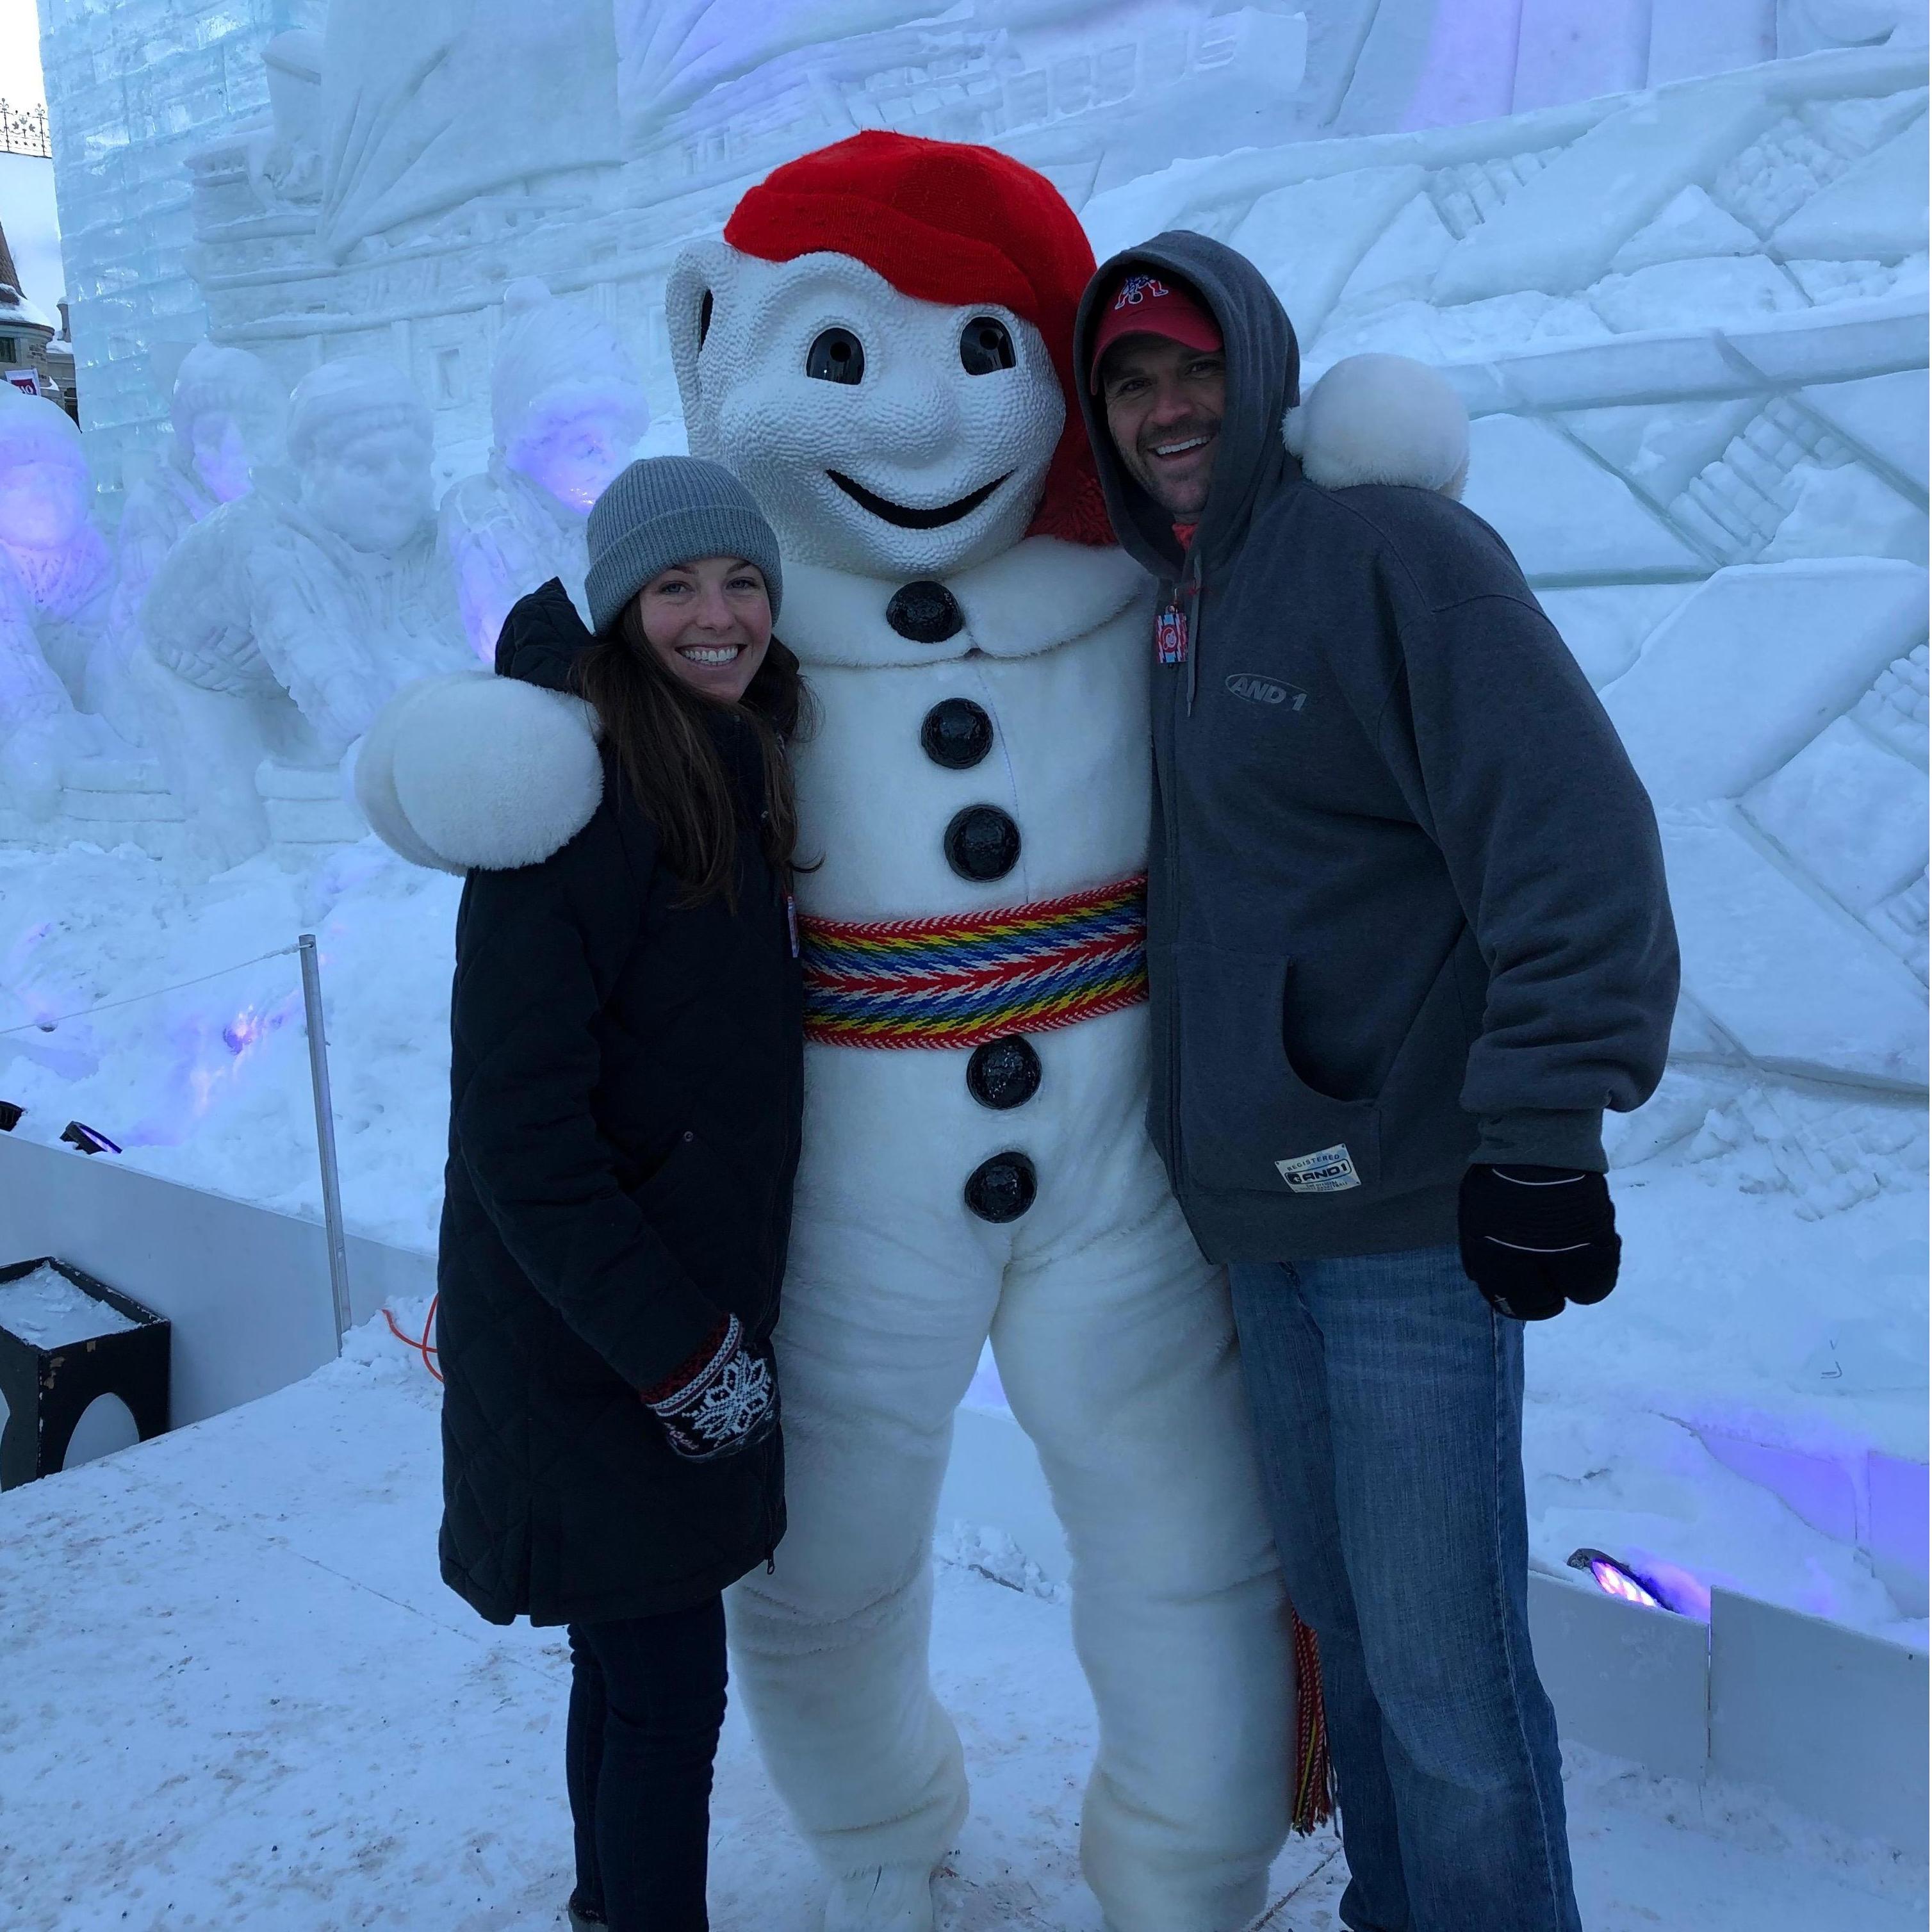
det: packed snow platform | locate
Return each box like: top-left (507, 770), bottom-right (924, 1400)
top-left (1, 1320), bottom-right (1922, 1932)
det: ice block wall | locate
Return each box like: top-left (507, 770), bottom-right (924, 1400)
top-left (32, 0), bottom-right (322, 495)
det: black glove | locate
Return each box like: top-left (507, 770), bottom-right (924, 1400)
top-left (1458, 1165), bottom-right (1619, 1321)
top-left (642, 1315), bottom-right (778, 1461)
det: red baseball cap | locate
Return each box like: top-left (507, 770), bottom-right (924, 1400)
top-left (1088, 271), bottom-right (1223, 390)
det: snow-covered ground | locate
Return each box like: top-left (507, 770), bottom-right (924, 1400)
top-left (1, 833), bottom-right (1922, 1640)
top-left (0, 1318), bottom-right (1921, 1932)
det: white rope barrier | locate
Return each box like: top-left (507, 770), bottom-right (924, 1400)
top-left (0, 945), bottom-right (302, 1037)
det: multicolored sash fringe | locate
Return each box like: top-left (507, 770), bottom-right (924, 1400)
top-left (1291, 1610), bottom-right (1335, 1835)
top-left (799, 873), bottom-right (1148, 1049)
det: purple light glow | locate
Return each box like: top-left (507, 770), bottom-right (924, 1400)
top-left (507, 404), bottom-right (634, 514)
top-left (1590, 1558), bottom-right (1664, 1610)
top-left (218, 992), bottom-right (299, 1063)
top-left (125, 989), bottom-right (303, 1145)
top-left (222, 1003), bottom-right (274, 1054)
top-left (1621, 1553), bottom-right (1712, 1621)
top-left (1, 921), bottom-right (60, 1029)
top-left (1402, 0), bottom-right (1525, 131)
top-left (192, 414), bottom-right (254, 505)
top-left (1569, 1546), bottom-right (1672, 1613)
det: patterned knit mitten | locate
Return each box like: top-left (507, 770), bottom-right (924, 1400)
top-left (642, 1315), bottom-right (778, 1462)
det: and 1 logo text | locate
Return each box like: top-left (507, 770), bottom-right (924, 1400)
top-left (1275, 1143), bottom-right (1361, 1193)
top-left (1225, 673), bottom-right (1307, 710)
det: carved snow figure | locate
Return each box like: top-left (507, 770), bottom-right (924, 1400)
top-left (318, 0), bottom-right (619, 260)
top-left (141, 356), bottom-right (467, 865)
top-left (440, 278), bottom-right (650, 659)
top-left (116, 341), bottom-right (286, 622)
top-left (356, 133), bottom-right (1465, 1931)
top-left (0, 388), bottom-right (122, 811)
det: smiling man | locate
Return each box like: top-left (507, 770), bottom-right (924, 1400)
top-left (1076, 236), bottom-right (1681, 1932)
top-left (1086, 272), bottom-right (1227, 528)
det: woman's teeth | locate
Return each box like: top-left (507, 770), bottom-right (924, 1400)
top-left (680, 644), bottom-right (742, 666)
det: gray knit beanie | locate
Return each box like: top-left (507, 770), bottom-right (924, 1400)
top-left (584, 455), bottom-right (783, 635)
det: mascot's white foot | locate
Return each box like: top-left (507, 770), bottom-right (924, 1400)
top-left (823, 1862), bottom-right (936, 1932)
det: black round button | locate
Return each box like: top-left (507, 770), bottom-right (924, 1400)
top-left (967, 1036), bottom-right (1041, 1110)
top-left (965, 1150), bottom-right (1036, 1223)
top-left (944, 805), bottom-right (1020, 882)
top-left (887, 580), bottom-right (964, 643)
top-left (921, 698), bottom-right (994, 770)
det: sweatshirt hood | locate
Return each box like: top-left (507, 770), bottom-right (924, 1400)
top-left (1074, 231), bottom-right (1300, 579)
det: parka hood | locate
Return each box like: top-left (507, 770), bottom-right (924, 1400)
top-left (494, 577), bottom-right (592, 690)
top-left (1074, 231), bottom-right (1301, 579)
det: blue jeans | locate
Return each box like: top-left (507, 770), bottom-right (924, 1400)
top-left (1229, 1245), bottom-right (1580, 1932)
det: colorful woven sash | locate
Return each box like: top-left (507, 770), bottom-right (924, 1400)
top-left (799, 874), bottom-right (1148, 1048)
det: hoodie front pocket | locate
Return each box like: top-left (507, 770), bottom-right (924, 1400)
top-left (1175, 946), bottom-right (1381, 1197)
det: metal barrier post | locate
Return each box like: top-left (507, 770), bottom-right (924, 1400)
top-left (297, 934), bottom-right (353, 1350)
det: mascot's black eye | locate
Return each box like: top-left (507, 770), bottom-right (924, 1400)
top-left (698, 288), bottom-right (713, 347)
top-left (960, 317), bottom-right (1015, 375)
top-left (806, 327), bottom-right (865, 384)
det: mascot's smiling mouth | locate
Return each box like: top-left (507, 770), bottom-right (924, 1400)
top-left (826, 470), bottom-right (1010, 529)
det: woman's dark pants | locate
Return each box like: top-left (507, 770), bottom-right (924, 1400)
top-left (566, 1595), bottom-right (729, 1932)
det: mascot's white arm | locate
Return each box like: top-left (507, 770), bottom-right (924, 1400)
top-left (353, 669), bottom-right (603, 875)
top-left (359, 354), bottom-right (1469, 875)
top-left (1283, 352), bottom-right (1470, 499)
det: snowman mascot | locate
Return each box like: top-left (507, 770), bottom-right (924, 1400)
top-left (669, 136), bottom-right (1295, 1932)
top-left (358, 133), bottom-right (1469, 1932)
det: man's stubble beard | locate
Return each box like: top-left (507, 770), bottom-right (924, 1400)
top-left (1131, 414), bottom-right (1220, 520)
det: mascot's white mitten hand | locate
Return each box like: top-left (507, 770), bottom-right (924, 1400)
top-left (1284, 354), bottom-right (1470, 500)
top-left (640, 1314), bottom-right (779, 1462)
top-left (353, 669), bottom-right (603, 874)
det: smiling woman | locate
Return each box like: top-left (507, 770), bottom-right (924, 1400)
top-left (571, 454), bottom-right (810, 908)
top-left (350, 453), bottom-right (812, 1931)
top-left (628, 555), bottom-right (772, 698)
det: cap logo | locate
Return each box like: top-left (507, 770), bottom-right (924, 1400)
top-left (1113, 274), bottom-right (1172, 311)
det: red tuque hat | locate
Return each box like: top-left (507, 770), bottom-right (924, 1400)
top-left (723, 131), bottom-right (1113, 548)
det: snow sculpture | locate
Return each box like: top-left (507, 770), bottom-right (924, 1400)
top-left (140, 356), bottom-right (468, 865)
top-left (439, 279), bottom-right (649, 659)
top-left (317, 0), bottom-right (619, 261)
top-left (115, 342), bottom-right (287, 624)
top-left (0, 389), bottom-right (123, 814)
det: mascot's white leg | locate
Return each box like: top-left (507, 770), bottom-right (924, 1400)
top-left (732, 1025), bottom-right (1291, 1928)
top-left (995, 1163), bottom-right (1293, 1932)
top-left (726, 1179), bottom-right (988, 1885)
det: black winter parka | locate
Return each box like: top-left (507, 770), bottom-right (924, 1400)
top-left (436, 581), bottom-right (803, 1627)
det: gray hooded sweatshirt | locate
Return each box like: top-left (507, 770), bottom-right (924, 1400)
top-left (1074, 233), bottom-right (1679, 1262)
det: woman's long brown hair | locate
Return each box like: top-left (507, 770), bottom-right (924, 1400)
top-left (570, 600), bottom-right (814, 907)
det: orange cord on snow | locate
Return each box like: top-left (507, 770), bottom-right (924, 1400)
top-left (384, 1295), bottom-right (443, 1383)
